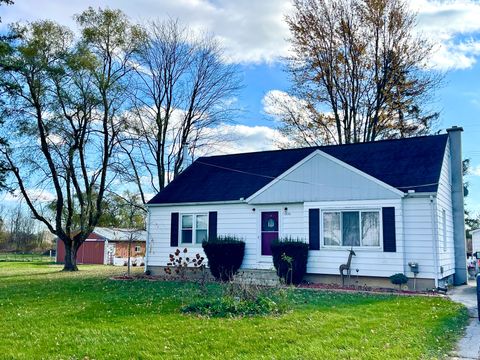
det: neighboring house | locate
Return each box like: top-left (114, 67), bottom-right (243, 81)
top-left (56, 227), bottom-right (147, 266)
top-left (145, 127), bottom-right (467, 290)
top-left (472, 229), bottom-right (480, 256)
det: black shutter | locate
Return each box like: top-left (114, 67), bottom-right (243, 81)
top-left (382, 207), bottom-right (396, 252)
top-left (170, 212), bottom-right (179, 247)
top-left (309, 208), bottom-right (320, 250)
top-left (208, 211), bottom-right (217, 241)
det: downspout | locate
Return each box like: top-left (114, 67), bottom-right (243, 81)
top-left (104, 239), bottom-right (108, 265)
top-left (401, 200), bottom-right (407, 275)
top-left (144, 206), bottom-right (151, 273)
top-left (430, 195), bottom-right (439, 288)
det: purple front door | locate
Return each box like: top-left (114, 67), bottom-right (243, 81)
top-left (261, 211), bottom-right (279, 256)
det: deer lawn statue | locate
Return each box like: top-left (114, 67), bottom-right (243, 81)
top-left (339, 248), bottom-right (356, 286)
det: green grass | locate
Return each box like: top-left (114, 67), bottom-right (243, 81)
top-left (0, 262), bottom-right (468, 360)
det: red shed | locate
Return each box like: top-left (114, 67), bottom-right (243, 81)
top-left (56, 232), bottom-right (106, 265)
top-left (55, 228), bottom-right (146, 265)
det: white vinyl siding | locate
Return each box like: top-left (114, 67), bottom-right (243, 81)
top-left (147, 194), bottom-right (445, 282)
top-left (403, 197), bottom-right (437, 280)
top-left (435, 141), bottom-right (455, 278)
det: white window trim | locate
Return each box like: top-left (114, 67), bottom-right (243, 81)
top-left (134, 245), bottom-right (141, 253)
top-left (179, 213), bottom-right (209, 246)
top-left (320, 208), bottom-right (383, 251)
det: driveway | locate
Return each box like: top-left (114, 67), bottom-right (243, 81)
top-left (448, 280), bottom-right (480, 359)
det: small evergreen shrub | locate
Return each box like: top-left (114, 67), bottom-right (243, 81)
top-left (202, 236), bottom-right (245, 281)
top-left (271, 238), bottom-right (309, 285)
top-left (390, 273), bottom-right (409, 290)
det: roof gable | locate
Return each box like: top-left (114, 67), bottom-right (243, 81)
top-left (148, 134), bottom-right (448, 205)
top-left (247, 150), bottom-right (403, 204)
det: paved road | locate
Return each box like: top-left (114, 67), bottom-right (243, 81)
top-left (448, 281), bottom-right (480, 360)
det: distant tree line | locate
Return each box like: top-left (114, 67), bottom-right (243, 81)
top-left (0, 206), bottom-right (53, 253)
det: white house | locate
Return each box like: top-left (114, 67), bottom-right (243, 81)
top-left (145, 127), bottom-right (467, 290)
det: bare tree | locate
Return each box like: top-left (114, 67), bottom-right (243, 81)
top-left (269, 0), bottom-right (441, 146)
top-left (0, 8), bottom-right (145, 270)
top-left (115, 20), bottom-right (242, 203)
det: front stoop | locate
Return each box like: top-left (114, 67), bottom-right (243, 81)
top-left (448, 282), bottom-right (480, 360)
top-left (234, 269), bottom-right (280, 286)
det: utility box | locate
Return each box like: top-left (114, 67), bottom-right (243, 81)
top-left (408, 262), bottom-right (419, 274)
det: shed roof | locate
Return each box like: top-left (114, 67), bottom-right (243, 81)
top-left (91, 227), bottom-right (147, 242)
top-left (148, 134), bottom-right (449, 205)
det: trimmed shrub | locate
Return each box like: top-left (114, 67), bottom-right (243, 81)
top-left (271, 238), bottom-right (309, 285)
top-left (389, 273), bottom-right (409, 290)
top-left (202, 236), bottom-right (245, 281)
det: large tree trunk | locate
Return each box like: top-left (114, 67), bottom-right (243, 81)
top-left (63, 241), bottom-right (79, 271)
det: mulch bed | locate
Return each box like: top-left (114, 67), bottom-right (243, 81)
top-left (110, 274), bottom-right (184, 281)
top-left (298, 282), bottom-right (444, 296)
top-left (110, 273), bottom-right (446, 297)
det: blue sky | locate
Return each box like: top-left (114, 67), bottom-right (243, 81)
top-left (2, 0), bottom-right (480, 215)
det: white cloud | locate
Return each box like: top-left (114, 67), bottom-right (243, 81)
top-left (201, 124), bottom-right (289, 155)
top-left (1, 0), bottom-right (292, 64)
top-left (471, 165), bottom-right (480, 176)
top-left (262, 89), bottom-right (310, 121)
top-left (4, 189), bottom-right (55, 203)
top-left (3, 1), bottom-right (480, 69)
top-left (412, 0), bottom-right (480, 70)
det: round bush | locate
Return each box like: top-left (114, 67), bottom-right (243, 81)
top-left (271, 238), bottom-right (309, 285)
top-left (389, 273), bottom-right (408, 288)
top-left (202, 236), bottom-right (245, 281)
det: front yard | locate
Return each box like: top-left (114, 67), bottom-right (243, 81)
top-left (0, 262), bottom-right (468, 359)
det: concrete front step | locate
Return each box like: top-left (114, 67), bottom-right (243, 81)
top-left (234, 269), bottom-right (280, 286)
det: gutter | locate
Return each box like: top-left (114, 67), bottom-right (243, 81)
top-left (403, 192), bottom-right (437, 198)
top-left (146, 200), bottom-right (245, 208)
top-left (401, 201), bottom-right (407, 275)
top-left (429, 195), bottom-right (439, 288)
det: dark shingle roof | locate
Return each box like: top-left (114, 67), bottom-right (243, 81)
top-left (148, 134), bottom-right (448, 204)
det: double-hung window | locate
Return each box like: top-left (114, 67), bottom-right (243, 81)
top-left (323, 210), bottom-right (381, 248)
top-left (181, 214), bottom-right (208, 245)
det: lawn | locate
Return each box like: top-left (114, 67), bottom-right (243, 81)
top-left (0, 262), bottom-right (468, 360)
